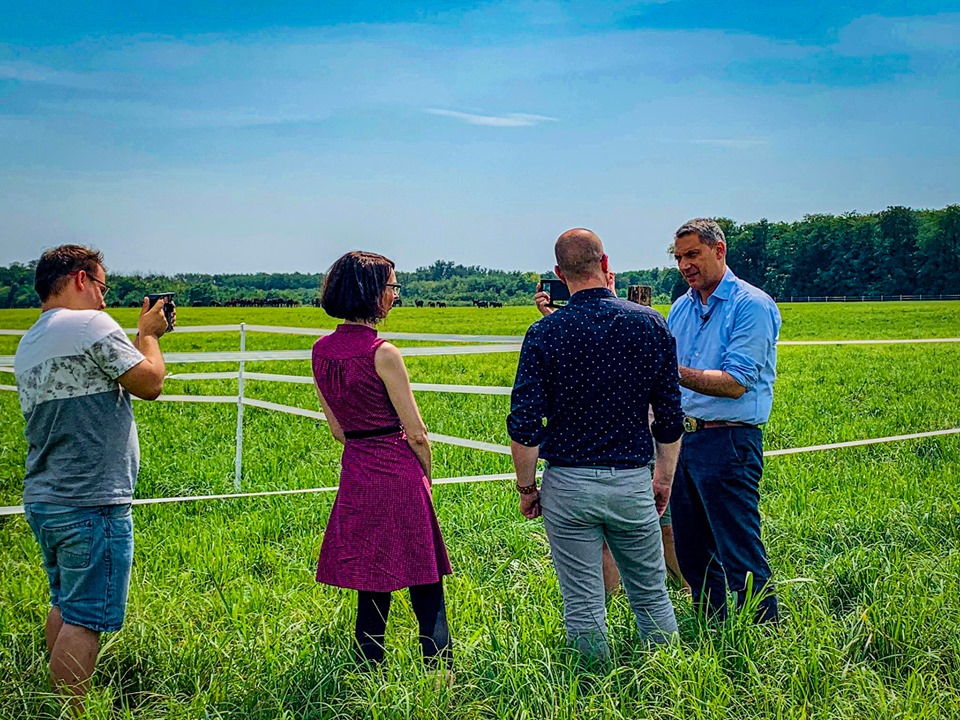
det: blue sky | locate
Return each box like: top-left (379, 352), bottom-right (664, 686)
top-left (1, 1), bottom-right (957, 274)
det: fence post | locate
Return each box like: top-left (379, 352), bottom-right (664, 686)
top-left (234, 322), bottom-right (246, 491)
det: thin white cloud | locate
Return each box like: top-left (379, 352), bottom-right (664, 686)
top-left (425, 108), bottom-right (558, 127)
top-left (0, 60), bottom-right (113, 90)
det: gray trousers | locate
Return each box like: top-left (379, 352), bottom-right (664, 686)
top-left (540, 465), bottom-right (678, 658)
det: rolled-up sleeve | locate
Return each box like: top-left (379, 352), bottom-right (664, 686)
top-left (721, 299), bottom-right (775, 391)
top-left (649, 330), bottom-right (685, 444)
top-left (507, 328), bottom-right (548, 447)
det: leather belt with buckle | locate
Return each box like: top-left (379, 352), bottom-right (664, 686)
top-left (683, 417), bottom-right (758, 433)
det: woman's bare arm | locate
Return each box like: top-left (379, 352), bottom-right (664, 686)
top-left (375, 342), bottom-right (431, 482)
top-left (313, 379), bottom-right (346, 444)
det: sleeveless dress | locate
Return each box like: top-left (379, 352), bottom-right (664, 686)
top-left (312, 324), bottom-right (452, 593)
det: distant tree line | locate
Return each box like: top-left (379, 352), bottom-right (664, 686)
top-left (1, 205), bottom-right (956, 309)
top-left (720, 205), bottom-right (960, 299)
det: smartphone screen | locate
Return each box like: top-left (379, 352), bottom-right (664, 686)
top-left (146, 292), bottom-right (176, 332)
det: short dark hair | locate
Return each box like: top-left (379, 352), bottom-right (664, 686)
top-left (320, 251), bottom-right (396, 323)
top-left (34, 245), bottom-right (105, 302)
top-left (673, 218), bottom-right (725, 247)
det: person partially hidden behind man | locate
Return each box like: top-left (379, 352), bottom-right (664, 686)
top-left (508, 228), bottom-right (685, 660)
top-left (14, 245), bottom-right (172, 712)
top-left (668, 218), bottom-right (781, 623)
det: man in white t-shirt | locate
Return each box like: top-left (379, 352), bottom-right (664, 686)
top-left (14, 244), bottom-right (172, 711)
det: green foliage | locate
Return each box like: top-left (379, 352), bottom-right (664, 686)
top-left (724, 204), bottom-right (960, 298)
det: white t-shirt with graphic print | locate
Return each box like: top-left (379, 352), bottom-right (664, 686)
top-left (14, 308), bottom-right (145, 506)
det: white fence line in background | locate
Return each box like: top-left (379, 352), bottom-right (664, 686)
top-left (4, 339), bottom-right (960, 370)
top-left (777, 294), bottom-right (960, 303)
top-left (151, 393), bottom-right (515, 454)
top-left (2, 322), bottom-right (960, 515)
top-left (0, 345), bottom-right (524, 366)
top-left (763, 427), bottom-right (960, 456)
top-left (241, 325), bottom-right (522, 343)
top-left (166, 371), bottom-right (514, 395)
top-left (234, 323), bottom-right (246, 491)
top-left (3, 321), bottom-right (960, 348)
top-left (0, 325), bottom-right (522, 342)
top-left (0, 472), bottom-right (536, 516)
top-left (1, 427), bottom-right (958, 517)
top-left (780, 338), bottom-right (960, 346)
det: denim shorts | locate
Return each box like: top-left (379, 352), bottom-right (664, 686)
top-left (24, 503), bottom-right (134, 633)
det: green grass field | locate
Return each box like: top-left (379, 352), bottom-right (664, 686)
top-left (1, 303), bottom-right (959, 719)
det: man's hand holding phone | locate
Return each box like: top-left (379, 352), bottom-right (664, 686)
top-left (139, 294), bottom-right (175, 339)
top-left (534, 282), bottom-right (554, 318)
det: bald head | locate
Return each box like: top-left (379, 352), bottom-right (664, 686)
top-left (555, 228), bottom-right (606, 282)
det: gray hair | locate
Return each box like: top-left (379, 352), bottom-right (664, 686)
top-left (673, 218), bottom-right (726, 247)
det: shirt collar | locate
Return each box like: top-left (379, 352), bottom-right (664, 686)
top-left (686, 266), bottom-right (738, 306)
top-left (569, 287), bottom-right (615, 303)
top-left (337, 323), bottom-right (378, 335)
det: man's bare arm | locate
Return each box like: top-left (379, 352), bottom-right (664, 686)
top-left (652, 438), bottom-right (681, 516)
top-left (119, 297), bottom-right (170, 400)
top-left (511, 441), bottom-right (541, 520)
top-left (678, 365), bottom-right (746, 399)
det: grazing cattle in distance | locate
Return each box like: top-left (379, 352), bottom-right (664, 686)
top-left (224, 298), bottom-right (301, 308)
top-left (472, 299), bottom-right (502, 308)
top-left (415, 300), bottom-right (424, 308)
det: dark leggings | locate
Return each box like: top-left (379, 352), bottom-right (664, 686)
top-left (355, 580), bottom-right (451, 665)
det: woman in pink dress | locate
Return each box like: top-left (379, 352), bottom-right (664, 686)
top-left (312, 251), bottom-right (452, 667)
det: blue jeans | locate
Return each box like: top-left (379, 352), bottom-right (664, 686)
top-left (671, 428), bottom-right (779, 623)
top-left (540, 465), bottom-right (678, 659)
top-left (24, 503), bottom-right (134, 633)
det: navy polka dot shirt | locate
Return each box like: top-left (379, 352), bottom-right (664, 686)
top-left (508, 288), bottom-right (685, 468)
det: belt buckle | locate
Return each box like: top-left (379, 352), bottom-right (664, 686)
top-left (682, 417), bottom-right (699, 433)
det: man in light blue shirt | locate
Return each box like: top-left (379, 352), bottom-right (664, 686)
top-left (667, 218), bottom-right (781, 623)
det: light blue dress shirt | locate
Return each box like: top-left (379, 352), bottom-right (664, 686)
top-left (667, 268), bottom-right (781, 425)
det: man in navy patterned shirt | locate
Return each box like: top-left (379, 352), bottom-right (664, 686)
top-left (508, 228), bottom-right (685, 660)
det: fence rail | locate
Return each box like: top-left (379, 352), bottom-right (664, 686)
top-left (776, 294), bottom-right (960, 303)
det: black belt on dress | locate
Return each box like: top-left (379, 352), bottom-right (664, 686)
top-left (343, 424), bottom-right (402, 440)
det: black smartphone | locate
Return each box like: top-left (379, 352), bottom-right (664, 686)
top-left (147, 292), bottom-right (176, 332)
top-left (540, 278), bottom-right (570, 307)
